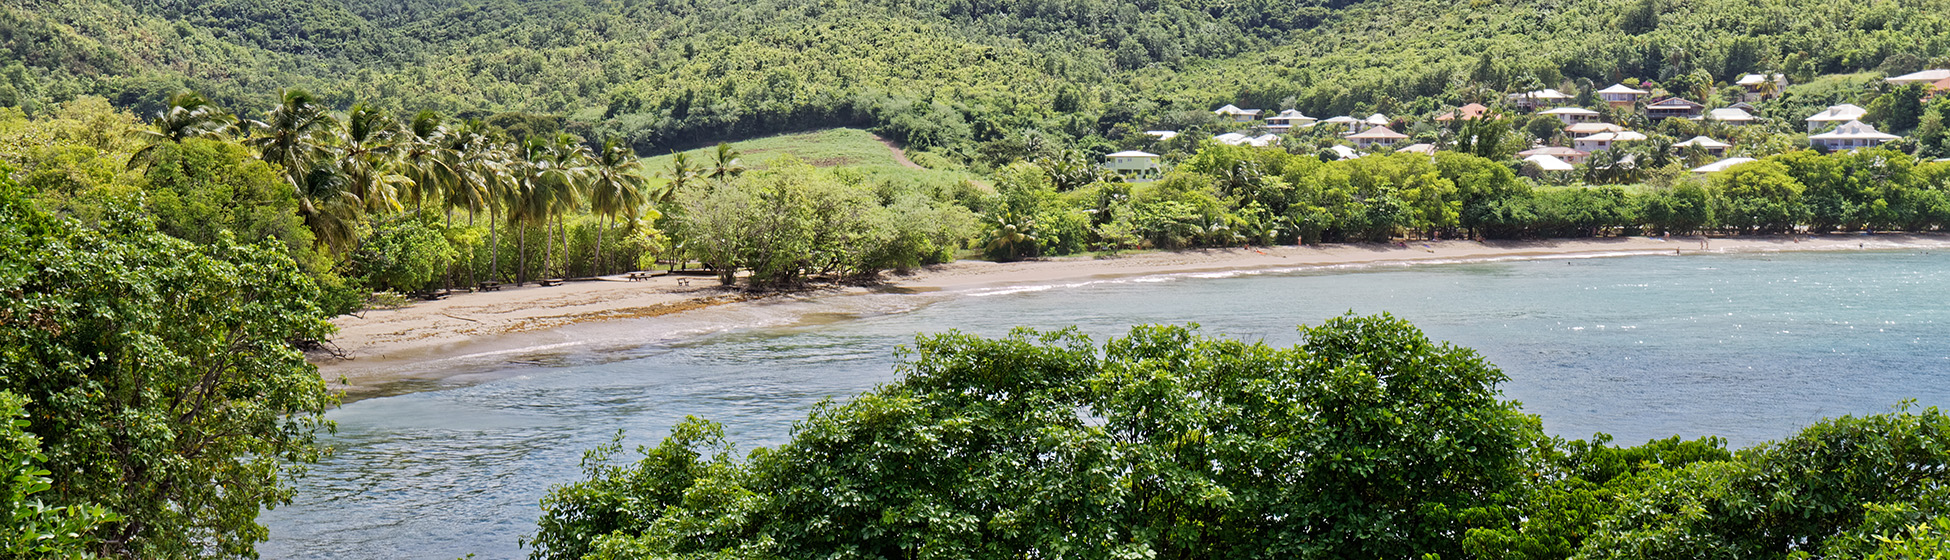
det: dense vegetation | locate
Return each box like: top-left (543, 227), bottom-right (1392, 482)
top-left (532, 315), bottom-right (1950, 560)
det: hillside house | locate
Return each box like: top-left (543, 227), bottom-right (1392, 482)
top-left (1539, 107), bottom-right (1601, 125)
top-left (1804, 104), bottom-right (1868, 131)
top-left (1265, 109), bottom-right (1316, 131)
top-left (1703, 107), bottom-right (1758, 125)
top-left (1735, 73), bottom-right (1786, 101)
top-left (1348, 126), bottom-right (1409, 149)
top-left (1523, 154), bottom-right (1576, 171)
top-left (1435, 103), bottom-right (1490, 122)
top-left (1887, 69), bottom-right (1950, 85)
top-left (1214, 104), bottom-right (1262, 123)
top-left (1565, 122), bottom-right (1625, 135)
top-left (1103, 151), bottom-right (1162, 180)
top-left (1510, 88), bottom-right (1572, 110)
top-left (1596, 84), bottom-right (1649, 107)
top-left (1692, 157), bottom-right (1757, 174)
top-left (1675, 136), bottom-right (1731, 156)
top-left (1518, 146), bottom-right (1590, 165)
top-left (1808, 120), bottom-right (1899, 151)
top-left (1144, 130), bottom-right (1179, 140)
top-left (1362, 113), bottom-right (1391, 127)
top-left (1574, 130), bottom-right (1647, 152)
top-left (1645, 97), bottom-right (1705, 119)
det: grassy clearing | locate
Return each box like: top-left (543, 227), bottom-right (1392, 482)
top-left (638, 128), bottom-right (982, 190)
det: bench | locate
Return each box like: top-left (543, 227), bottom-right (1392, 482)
top-left (626, 271), bottom-right (666, 281)
top-left (540, 278), bottom-right (564, 287)
top-left (476, 281), bottom-right (502, 292)
top-left (411, 289), bottom-right (450, 301)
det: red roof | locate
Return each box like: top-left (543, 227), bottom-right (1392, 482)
top-left (1435, 103), bottom-right (1490, 121)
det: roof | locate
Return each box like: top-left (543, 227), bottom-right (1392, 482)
top-left (1647, 97), bottom-right (1705, 109)
top-left (1106, 151), bottom-right (1158, 158)
top-left (1398, 143), bottom-right (1437, 155)
top-left (1675, 136), bottom-right (1732, 148)
top-left (1735, 73), bottom-right (1782, 86)
top-left (1213, 132), bottom-right (1251, 145)
top-left (1322, 115), bottom-right (1364, 124)
top-left (1514, 88), bottom-right (1572, 99)
top-left (1144, 130), bottom-right (1179, 139)
top-left (1806, 104), bottom-right (1869, 122)
top-left (1214, 104), bottom-right (1262, 116)
top-left (1524, 154), bottom-right (1576, 171)
top-left (1347, 126), bottom-right (1409, 140)
top-left (1577, 131), bottom-right (1648, 142)
top-left (1268, 109), bottom-right (1314, 121)
top-left (1596, 83), bottom-right (1649, 95)
top-left (1540, 107), bottom-right (1600, 116)
top-left (1692, 157), bottom-right (1757, 173)
top-left (1363, 113), bottom-right (1390, 125)
top-left (1518, 146), bottom-right (1588, 157)
top-left (1887, 69), bottom-right (1950, 84)
top-left (1435, 103), bottom-right (1491, 121)
top-left (1329, 145), bottom-right (1362, 160)
top-left (1565, 122), bottom-right (1625, 134)
top-left (1705, 108), bottom-right (1757, 122)
top-left (1808, 120), bottom-right (1900, 141)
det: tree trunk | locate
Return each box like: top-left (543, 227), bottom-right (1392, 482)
top-left (595, 214), bottom-right (607, 276)
top-left (517, 222), bottom-right (528, 285)
top-left (543, 217), bottom-right (554, 281)
top-left (490, 206), bottom-right (501, 283)
top-left (561, 214), bottom-right (572, 278)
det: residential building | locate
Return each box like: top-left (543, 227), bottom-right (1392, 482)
top-left (1347, 126), bottom-right (1409, 149)
top-left (1435, 103), bottom-right (1490, 122)
top-left (1574, 130), bottom-right (1648, 152)
top-left (1102, 151), bottom-right (1163, 180)
top-left (1524, 154), bottom-right (1576, 171)
top-left (1518, 146), bottom-right (1590, 165)
top-left (1144, 130), bottom-right (1179, 140)
top-left (1539, 107), bottom-right (1601, 125)
top-left (1805, 104), bottom-right (1869, 131)
top-left (1328, 145), bottom-right (1362, 160)
top-left (1645, 97), bottom-right (1705, 119)
top-left (1510, 88), bottom-right (1572, 110)
top-left (1674, 136), bottom-right (1731, 156)
top-left (1564, 122), bottom-right (1625, 135)
top-left (1264, 109), bottom-right (1316, 131)
top-left (1213, 104), bottom-right (1262, 123)
top-left (1596, 83), bottom-right (1650, 107)
top-left (1321, 115), bottom-right (1365, 133)
top-left (1703, 107), bottom-right (1758, 125)
top-left (1692, 157), bottom-right (1757, 173)
top-left (1808, 120), bottom-right (1900, 151)
top-left (1398, 143), bottom-right (1437, 155)
top-left (1735, 73), bottom-right (1787, 101)
top-left (1362, 113), bottom-right (1391, 127)
top-left (1886, 69), bottom-right (1950, 85)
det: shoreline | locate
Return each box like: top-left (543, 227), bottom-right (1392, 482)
top-left (315, 233), bottom-right (1950, 400)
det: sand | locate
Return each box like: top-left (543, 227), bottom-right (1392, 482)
top-left (315, 233), bottom-right (1950, 398)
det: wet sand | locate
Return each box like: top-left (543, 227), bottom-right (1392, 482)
top-left (316, 233), bottom-right (1950, 398)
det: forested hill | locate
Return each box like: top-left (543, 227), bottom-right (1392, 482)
top-left (4, 0), bottom-right (1948, 159)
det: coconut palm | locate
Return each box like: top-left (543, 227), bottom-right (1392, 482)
top-left (707, 142), bottom-right (743, 182)
top-left (340, 103), bottom-right (406, 214)
top-left (128, 91), bottom-right (237, 170)
top-left (399, 111), bottom-right (461, 212)
top-left (587, 137), bottom-right (648, 275)
top-left (541, 134), bottom-right (593, 278)
top-left (247, 89), bottom-right (355, 253)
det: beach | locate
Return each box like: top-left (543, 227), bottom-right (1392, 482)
top-left (316, 233), bottom-right (1950, 397)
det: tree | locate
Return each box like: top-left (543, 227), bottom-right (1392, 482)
top-left (245, 89), bottom-right (355, 254)
top-left (127, 91), bottom-right (236, 170)
top-left (338, 103), bottom-right (404, 215)
top-left (0, 167), bottom-right (337, 559)
top-left (707, 142), bottom-right (744, 182)
top-left (2, 391), bottom-right (118, 559)
top-left (588, 138), bottom-right (649, 275)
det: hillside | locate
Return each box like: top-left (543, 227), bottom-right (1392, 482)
top-left (638, 127), bottom-right (984, 192)
top-left (2, 0), bottom-right (1948, 161)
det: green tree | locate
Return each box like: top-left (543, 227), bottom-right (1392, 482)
top-left (587, 138), bottom-right (649, 275)
top-left (2, 391), bottom-right (119, 559)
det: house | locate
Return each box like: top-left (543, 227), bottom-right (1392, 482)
top-left (1328, 145), bottom-right (1362, 160)
top-left (1692, 157), bottom-right (1757, 174)
top-left (1735, 73), bottom-right (1787, 101)
top-left (1565, 122), bottom-right (1625, 135)
top-left (1523, 154), bottom-right (1576, 171)
top-left (1645, 97), bottom-right (1705, 119)
top-left (1144, 130), bottom-right (1179, 140)
top-left (1518, 146), bottom-right (1590, 165)
top-left (1321, 115), bottom-right (1365, 132)
top-left (1435, 103), bottom-right (1490, 122)
top-left (1886, 69), bottom-right (1950, 85)
top-left (1347, 126), bottom-right (1409, 149)
top-left (1805, 104), bottom-right (1868, 131)
top-left (1596, 83), bottom-right (1650, 107)
top-left (1674, 136), bottom-right (1732, 156)
top-left (1539, 107), bottom-right (1601, 125)
top-left (1249, 134), bottom-right (1281, 147)
top-left (1398, 143), bottom-right (1438, 155)
top-left (1264, 109), bottom-right (1316, 131)
top-left (1573, 130), bottom-right (1647, 152)
top-left (1102, 151), bottom-right (1162, 180)
top-left (1362, 113), bottom-right (1391, 127)
top-left (1702, 107), bottom-right (1758, 125)
top-left (1510, 88), bottom-right (1572, 110)
top-left (1214, 132), bottom-right (1252, 145)
top-left (1808, 120), bottom-right (1900, 151)
top-left (1213, 104), bottom-right (1262, 123)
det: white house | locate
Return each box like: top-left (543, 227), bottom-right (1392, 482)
top-left (1886, 69), bottom-right (1950, 85)
top-left (1573, 130), bottom-right (1647, 152)
top-left (1102, 151), bottom-right (1162, 180)
top-left (1565, 122), bottom-right (1625, 135)
top-left (1398, 143), bottom-right (1438, 155)
top-left (1735, 73), bottom-right (1787, 101)
top-left (1539, 107), bottom-right (1601, 125)
top-left (1805, 104), bottom-right (1868, 131)
top-left (1702, 107), bottom-right (1758, 125)
top-left (1518, 146), bottom-right (1590, 165)
top-left (1645, 97), bottom-right (1705, 119)
top-left (1347, 126), bottom-right (1409, 149)
top-left (1692, 157), bottom-right (1757, 174)
top-left (1510, 88), bottom-right (1572, 110)
top-left (1596, 84), bottom-right (1649, 107)
top-left (1675, 136), bottom-right (1732, 156)
top-left (1808, 120), bottom-right (1900, 151)
top-left (1523, 154), bottom-right (1576, 171)
top-left (1213, 104), bottom-right (1262, 123)
top-left (1328, 145), bottom-right (1362, 160)
top-left (1264, 109), bottom-right (1316, 131)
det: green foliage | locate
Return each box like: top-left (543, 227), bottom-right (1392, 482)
top-left (0, 166), bottom-right (337, 559)
top-left (2, 391), bottom-right (118, 560)
top-left (140, 138), bottom-right (314, 257)
top-left (349, 211), bottom-right (459, 292)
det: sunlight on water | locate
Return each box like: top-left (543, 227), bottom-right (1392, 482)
top-left (260, 250), bottom-right (1950, 559)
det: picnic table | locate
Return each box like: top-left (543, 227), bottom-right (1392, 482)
top-left (626, 271), bottom-right (666, 281)
top-left (477, 281), bottom-right (502, 292)
top-left (540, 278), bottom-right (564, 287)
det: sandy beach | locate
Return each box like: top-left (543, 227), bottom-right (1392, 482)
top-left (316, 233), bottom-right (1950, 398)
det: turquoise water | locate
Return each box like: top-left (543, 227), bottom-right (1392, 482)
top-left (259, 250), bottom-right (1950, 559)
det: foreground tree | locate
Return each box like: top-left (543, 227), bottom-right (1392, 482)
top-left (0, 167), bottom-right (337, 559)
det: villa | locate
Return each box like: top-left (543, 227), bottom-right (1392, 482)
top-left (1214, 132), bottom-right (1282, 147)
top-left (1804, 104), bottom-right (1868, 131)
top-left (1523, 154), bottom-right (1576, 171)
top-left (1510, 88), bottom-right (1572, 110)
top-left (1692, 157), bottom-right (1757, 174)
top-left (1645, 97), bottom-right (1704, 119)
top-left (1565, 122), bottom-right (1624, 135)
top-left (1702, 107), bottom-right (1758, 125)
top-left (1808, 120), bottom-right (1899, 151)
top-left (1675, 136), bottom-right (1732, 156)
top-left (1435, 103), bottom-right (1490, 121)
top-left (1348, 126), bottom-right (1409, 149)
top-left (1213, 104), bottom-right (1262, 123)
top-left (1102, 150), bottom-right (1163, 180)
top-left (1540, 107), bottom-right (1601, 125)
top-left (1735, 73), bottom-right (1786, 101)
top-left (1596, 83), bottom-right (1649, 107)
top-left (1886, 69), bottom-right (1950, 85)
top-left (1518, 146), bottom-right (1590, 165)
top-left (1574, 130), bottom-right (1647, 152)
top-left (1264, 109), bottom-right (1316, 131)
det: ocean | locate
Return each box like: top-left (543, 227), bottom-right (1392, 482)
top-left (259, 249), bottom-right (1950, 559)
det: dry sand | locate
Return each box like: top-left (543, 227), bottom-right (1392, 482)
top-left (316, 233), bottom-right (1950, 398)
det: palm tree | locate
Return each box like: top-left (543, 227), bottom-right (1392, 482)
top-left (128, 91), bottom-right (237, 170)
top-left (247, 89), bottom-right (353, 254)
top-left (587, 137), bottom-right (648, 275)
top-left (540, 134), bottom-right (592, 278)
top-left (707, 142), bottom-right (744, 182)
top-left (340, 103), bottom-right (405, 214)
top-left (399, 111), bottom-right (460, 212)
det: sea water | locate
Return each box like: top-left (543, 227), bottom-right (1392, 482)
top-left (259, 249), bottom-right (1950, 559)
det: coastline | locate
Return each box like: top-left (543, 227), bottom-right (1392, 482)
top-left (315, 233), bottom-right (1950, 399)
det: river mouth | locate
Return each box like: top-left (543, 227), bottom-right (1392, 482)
top-left (265, 249), bottom-right (1950, 560)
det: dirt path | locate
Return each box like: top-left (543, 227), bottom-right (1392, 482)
top-left (873, 134), bottom-right (926, 170)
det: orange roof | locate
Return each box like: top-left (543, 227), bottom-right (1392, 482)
top-left (1435, 103), bottom-right (1490, 121)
